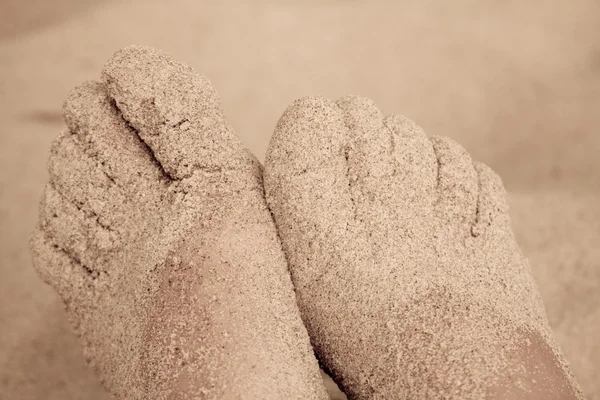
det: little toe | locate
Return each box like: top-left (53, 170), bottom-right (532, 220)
top-left (430, 135), bottom-right (478, 234)
top-left (101, 45), bottom-right (256, 180)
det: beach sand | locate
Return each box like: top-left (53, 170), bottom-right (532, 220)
top-left (0, 0), bottom-right (598, 399)
top-left (264, 95), bottom-right (584, 398)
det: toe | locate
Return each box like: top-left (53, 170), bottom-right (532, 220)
top-left (430, 136), bottom-right (478, 234)
top-left (30, 226), bottom-right (92, 301)
top-left (266, 96), bottom-right (348, 175)
top-left (336, 96), bottom-right (389, 179)
top-left (336, 98), bottom-right (437, 223)
top-left (335, 96), bottom-right (397, 227)
top-left (48, 131), bottom-right (128, 234)
top-left (264, 96), bottom-right (353, 290)
top-left (101, 45), bottom-right (256, 180)
top-left (471, 161), bottom-right (510, 238)
top-left (63, 80), bottom-right (166, 194)
top-left (384, 114), bottom-right (437, 201)
top-left (39, 183), bottom-right (119, 271)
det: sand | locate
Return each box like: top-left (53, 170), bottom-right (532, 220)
top-left (0, 0), bottom-right (598, 399)
top-left (30, 46), bottom-right (327, 399)
top-left (264, 95), bottom-right (583, 398)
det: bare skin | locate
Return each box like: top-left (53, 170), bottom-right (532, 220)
top-left (488, 331), bottom-right (579, 399)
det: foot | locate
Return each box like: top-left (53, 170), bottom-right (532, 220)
top-left (30, 46), bottom-right (327, 400)
top-left (264, 96), bottom-right (583, 399)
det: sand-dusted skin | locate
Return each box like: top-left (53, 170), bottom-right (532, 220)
top-left (30, 46), bottom-right (327, 400)
top-left (264, 96), bottom-right (585, 399)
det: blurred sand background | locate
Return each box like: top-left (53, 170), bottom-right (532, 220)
top-left (0, 0), bottom-right (598, 399)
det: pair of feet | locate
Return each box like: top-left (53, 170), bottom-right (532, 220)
top-left (31, 46), bottom-right (581, 399)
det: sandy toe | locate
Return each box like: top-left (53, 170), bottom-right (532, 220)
top-left (30, 46), bottom-right (327, 400)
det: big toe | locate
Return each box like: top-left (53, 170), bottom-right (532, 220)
top-left (62, 80), bottom-right (166, 191)
top-left (101, 45), bottom-right (256, 180)
top-left (264, 96), bottom-right (353, 290)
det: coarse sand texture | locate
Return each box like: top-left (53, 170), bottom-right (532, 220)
top-left (264, 96), bottom-right (585, 399)
top-left (30, 46), bottom-right (328, 400)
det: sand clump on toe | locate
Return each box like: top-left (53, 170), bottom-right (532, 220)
top-left (264, 96), bottom-right (584, 399)
top-left (30, 46), bottom-right (327, 400)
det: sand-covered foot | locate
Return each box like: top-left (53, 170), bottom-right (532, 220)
top-left (30, 46), bottom-right (327, 400)
top-left (264, 96), bottom-right (584, 399)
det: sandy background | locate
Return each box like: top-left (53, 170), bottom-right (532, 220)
top-left (0, 0), bottom-right (598, 399)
